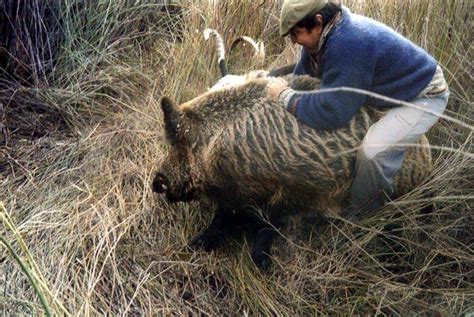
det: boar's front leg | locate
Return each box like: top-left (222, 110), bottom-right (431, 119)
top-left (189, 207), bottom-right (230, 251)
top-left (251, 228), bottom-right (277, 270)
top-left (190, 203), bottom-right (266, 252)
top-left (250, 214), bottom-right (283, 270)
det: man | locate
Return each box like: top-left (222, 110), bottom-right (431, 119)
top-left (267, 0), bottom-right (449, 217)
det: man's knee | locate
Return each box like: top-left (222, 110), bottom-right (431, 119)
top-left (360, 138), bottom-right (386, 161)
top-left (357, 139), bottom-right (406, 185)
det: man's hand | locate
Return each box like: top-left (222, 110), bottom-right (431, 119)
top-left (266, 77), bottom-right (289, 101)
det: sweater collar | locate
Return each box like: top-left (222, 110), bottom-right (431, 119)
top-left (314, 10), bottom-right (343, 53)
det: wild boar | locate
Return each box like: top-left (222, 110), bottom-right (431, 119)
top-left (152, 76), bottom-right (432, 268)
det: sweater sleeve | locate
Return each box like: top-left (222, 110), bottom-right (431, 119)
top-left (291, 43), bottom-right (376, 130)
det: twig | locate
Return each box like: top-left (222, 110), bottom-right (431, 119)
top-left (296, 86), bottom-right (474, 131)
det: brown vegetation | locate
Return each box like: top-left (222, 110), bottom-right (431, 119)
top-left (1, 0), bottom-right (473, 315)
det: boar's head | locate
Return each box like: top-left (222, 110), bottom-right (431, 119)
top-left (152, 96), bottom-right (198, 203)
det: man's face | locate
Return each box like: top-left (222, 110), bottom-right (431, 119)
top-left (289, 15), bottom-right (324, 53)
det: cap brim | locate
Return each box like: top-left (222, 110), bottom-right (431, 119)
top-left (280, 26), bottom-right (291, 37)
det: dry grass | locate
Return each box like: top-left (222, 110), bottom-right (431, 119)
top-left (1, 0), bottom-right (473, 315)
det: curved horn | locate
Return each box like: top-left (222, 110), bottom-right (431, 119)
top-left (203, 28), bottom-right (227, 77)
top-left (230, 36), bottom-right (266, 63)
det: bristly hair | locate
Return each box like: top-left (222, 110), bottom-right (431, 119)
top-left (174, 76), bottom-right (432, 209)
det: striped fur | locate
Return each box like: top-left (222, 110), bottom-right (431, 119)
top-left (157, 76), bottom-right (432, 216)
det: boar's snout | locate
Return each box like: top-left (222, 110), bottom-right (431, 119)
top-left (152, 172), bottom-right (169, 194)
top-left (152, 171), bottom-right (197, 203)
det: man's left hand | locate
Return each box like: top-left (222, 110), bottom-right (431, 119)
top-left (266, 77), bottom-right (289, 101)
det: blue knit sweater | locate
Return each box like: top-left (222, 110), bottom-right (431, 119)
top-left (288, 6), bottom-right (437, 130)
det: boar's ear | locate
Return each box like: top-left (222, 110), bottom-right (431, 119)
top-left (161, 96), bottom-right (182, 145)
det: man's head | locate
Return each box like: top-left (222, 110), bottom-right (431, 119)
top-left (280, 0), bottom-right (341, 52)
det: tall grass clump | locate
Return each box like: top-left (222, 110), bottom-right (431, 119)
top-left (1, 0), bottom-right (473, 315)
top-left (0, 0), bottom-right (182, 140)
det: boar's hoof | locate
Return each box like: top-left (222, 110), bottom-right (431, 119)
top-left (152, 173), bottom-right (169, 193)
top-left (251, 250), bottom-right (271, 270)
top-left (189, 230), bottom-right (224, 252)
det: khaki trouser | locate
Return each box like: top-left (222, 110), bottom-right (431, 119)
top-left (349, 66), bottom-right (449, 213)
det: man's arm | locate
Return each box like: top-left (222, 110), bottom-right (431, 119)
top-left (293, 49), bottom-right (315, 76)
top-left (283, 45), bottom-right (376, 129)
